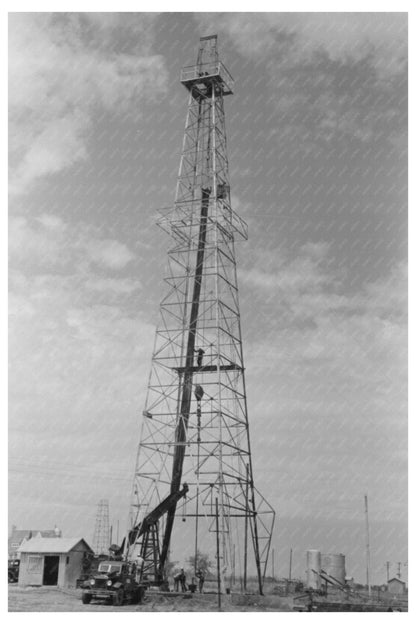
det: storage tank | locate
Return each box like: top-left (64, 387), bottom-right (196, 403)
top-left (306, 550), bottom-right (321, 589)
top-left (321, 553), bottom-right (346, 585)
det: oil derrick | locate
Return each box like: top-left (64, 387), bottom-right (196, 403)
top-left (128, 35), bottom-right (275, 593)
top-left (92, 499), bottom-right (110, 555)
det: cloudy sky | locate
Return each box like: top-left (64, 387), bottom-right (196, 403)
top-left (8, 11), bottom-right (407, 585)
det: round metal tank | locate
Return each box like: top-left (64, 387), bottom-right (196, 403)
top-left (306, 550), bottom-right (321, 589)
top-left (321, 553), bottom-right (346, 585)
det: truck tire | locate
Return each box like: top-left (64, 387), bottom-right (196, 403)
top-left (112, 588), bottom-right (124, 606)
top-left (132, 587), bottom-right (145, 604)
top-left (82, 593), bottom-right (92, 604)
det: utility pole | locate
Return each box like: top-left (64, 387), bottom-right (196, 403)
top-left (232, 543), bottom-right (236, 586)
top-left (397, 562), bottom-right (401, 579)
top-left (272, 548), bottom-right (275, 580)
top-left (243, 463), bottom-right (249, 591)
top-left (289, 548), bottom-right (293, 582)
top-left (364, 494), bottom-right (371, 598)
top-left (216, 498), bottom-right (221, 611)
top-left (386, 561), bottom-right (390, 583)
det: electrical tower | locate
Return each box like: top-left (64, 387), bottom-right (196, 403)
top-left (128, 35), bottom-right (275, 594)
top-left (93, 499), bottom-right (110, 555)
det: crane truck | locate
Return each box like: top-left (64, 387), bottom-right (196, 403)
top-left (81, 484), bottom-right (189, 606)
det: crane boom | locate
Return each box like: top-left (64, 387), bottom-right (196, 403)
top-left (128, 483), bottom-right (189, 546)
top-left (159, 188), bottom-right (210, 569)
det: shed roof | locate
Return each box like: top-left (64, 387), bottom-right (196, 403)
top-left (388, 577), bottom-right (405, 585)
top-left (18, 537), bottom-right (93, 554)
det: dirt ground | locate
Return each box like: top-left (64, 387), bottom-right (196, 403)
top-left (8, 585), bottom-right (294, 612)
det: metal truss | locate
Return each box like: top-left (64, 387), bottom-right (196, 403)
top-left (93, 499), bottom-right (110, 555)
top-left (128, 35), bottom-right (274, 594)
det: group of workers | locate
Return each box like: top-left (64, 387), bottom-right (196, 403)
top-left (173, 568), bottom-right (205, 593)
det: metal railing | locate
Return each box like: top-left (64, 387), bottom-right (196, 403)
top-left (180, 62), bottom-right (234, 93)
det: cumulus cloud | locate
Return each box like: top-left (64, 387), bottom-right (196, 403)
top-left (9, 213), bottom-right (136, 272)
top-left (240, 241), bottom-right (340, 320)
top-left (80, 12), bottom-right (157, 52)
top-left (285, 12), bottom-right (407, 77)
top-left (240, 241), bottom-right (407, 328)
top-left (196, 13), bottom-right (407, 146)
top-left (9, 13), bottom-right (168, 194)
top-left (84, 277), bottom-right (141, 294)
top-left (9, 270), bottom-right (154, 523)
top-left (9, 210), bottom-right (153, 534)
top-left (198, 12), bottom-right (407, 78)
top-left (240, 245), bottom-right (406, 536)
top-left (9, 215), bottom-right (65, 268)
top-left (10, 113), bottom-right (89, 192)
top-left (36, 214), bottom-right (68, 232)
top-left (242, 250), bottom-right (331, 295)
top-left (86, 239), bottom-right (136, 270)
top-left (240, 241), bottom-right (406, 419)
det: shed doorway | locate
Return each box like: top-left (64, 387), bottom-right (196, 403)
top-left (42, 556), bottom-right (59, 585)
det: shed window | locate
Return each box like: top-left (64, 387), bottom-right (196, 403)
top-left (28, 556), bottom-right (43, 572)
top-left (66, 556), bottom-right (70, 564)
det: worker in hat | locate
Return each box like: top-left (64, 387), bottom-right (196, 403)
top-left (195, 348), bottom-right (205, 367)
top-left (180, 568), bottom-right (187, 592)
top-left (196, 568), bottom-right (205, 593)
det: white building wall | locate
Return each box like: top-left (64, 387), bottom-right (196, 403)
top-left (19, 552), bottom-right (75, 587)
top-left (18, 540), bottom-right (92, 588)
top-left (58, 554), bottom-right (67, 587)
top-left (18, 553), bottom-right (44, 586)
top-left (65, 549), bottom-right (87, 587)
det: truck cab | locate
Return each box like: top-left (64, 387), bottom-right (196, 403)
top-left (82, 560), bottom-right (145, 606)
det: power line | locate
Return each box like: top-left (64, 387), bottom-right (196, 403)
top-left (9, 458), bottom-right (133, 483)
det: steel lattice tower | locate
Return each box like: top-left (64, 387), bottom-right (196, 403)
top-left (92, 499), bottom-right (110, 555)
top-left (128, 35), bottom-right (274, 594)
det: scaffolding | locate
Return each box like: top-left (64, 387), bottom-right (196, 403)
top-left (128, 35), bottom-right (274, 594)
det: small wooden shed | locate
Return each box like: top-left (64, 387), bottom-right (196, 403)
top-left (387, 577), bottom-right (406, 595)
top-left (18, 537), bottom-right (93, 588)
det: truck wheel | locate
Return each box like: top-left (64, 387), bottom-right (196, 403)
top-left (132, 587), bottom-right (144, 604)
top-left (112, 588), bottom-right (124, 606)
top-left (82, 593), bottom-right (92, 604)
